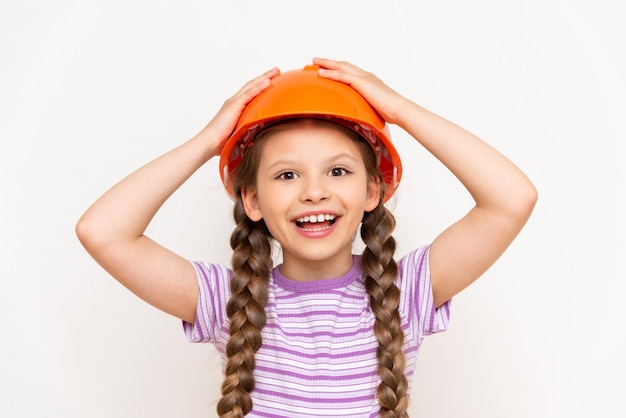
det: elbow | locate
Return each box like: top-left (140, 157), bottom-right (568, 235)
top-left (511, 180), bottom-right (538, 222)
top-left (489, 179), bottom-right (538, 223)
top-left (75, 212), bottom-right (106, 253)
top-left (523, 181), bottom-right (539, 215)
top-left (75, 213), bottom-right (94, 249)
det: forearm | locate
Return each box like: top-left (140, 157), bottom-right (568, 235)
top-left (396, 99), bottom-right (537, 215)
top-left (74, 67), bottom-right (279, 322)
top-left (76, 128), bottom-right (220, 248)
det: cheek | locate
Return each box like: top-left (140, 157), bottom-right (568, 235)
top-left (342, 184), bottom-right (371, 210)
top-left (257, 185), bottom-right (290, 215)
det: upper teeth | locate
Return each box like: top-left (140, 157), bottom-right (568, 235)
top-left (297, 214), bottom-right (335, 223)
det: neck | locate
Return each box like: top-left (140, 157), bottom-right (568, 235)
top-left (279, 251), bottom-right (355, 281)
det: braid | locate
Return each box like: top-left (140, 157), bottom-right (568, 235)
top-left (218, 118), bottom-right (402, 416)
top-left (216, 198), bottom-right (272, 418)
top-left (361, 204), bottom-right (409, 418)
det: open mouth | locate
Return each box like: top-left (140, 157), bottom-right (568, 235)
top-left (295, 214), bottom-right (337, 230)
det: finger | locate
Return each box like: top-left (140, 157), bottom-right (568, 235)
top-left (313, 58), bottom-right (370, 86)
top-left (222, 67), bottom-right (279, 112)
top-left (232, 67), bottom-right (280, 99)
top-left (312, 57), bottom-right (362, 74)
top-left (239, 76), bottom-right (271, 103)
top-left (316, 66), bottom-right (359, 86)
top-left (312, 57), bottom-right (338, 68)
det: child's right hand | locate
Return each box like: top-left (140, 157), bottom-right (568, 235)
top-left (75, 66), bottom-right (278, 324)
top-left (199, 67), bottom-right (280, 153)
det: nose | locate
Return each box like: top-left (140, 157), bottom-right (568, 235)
top-left (299, 176), bottom-right (330, 204)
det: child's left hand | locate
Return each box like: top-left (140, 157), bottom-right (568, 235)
top-left (312, 57), bottom-right (407, 125)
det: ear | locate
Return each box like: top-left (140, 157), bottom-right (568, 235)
top-left (365, 178), bottom-right (382, 212)
top-left (241, 185), bottom-right (263, 221)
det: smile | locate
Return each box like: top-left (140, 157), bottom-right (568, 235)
top-left (295, 214), bottom-right (337, 230)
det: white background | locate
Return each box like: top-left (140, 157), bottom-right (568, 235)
top-left (1, 1), bottom-right (624, 417)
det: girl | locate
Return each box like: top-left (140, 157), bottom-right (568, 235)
top-left (76, 58), bottom-right (537, 418)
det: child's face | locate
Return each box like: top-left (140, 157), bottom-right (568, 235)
top-left (241, 123), bottom-right (380, 279)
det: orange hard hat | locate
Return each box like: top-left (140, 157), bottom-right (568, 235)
top-left (219, 64), bottom-right (402, 202)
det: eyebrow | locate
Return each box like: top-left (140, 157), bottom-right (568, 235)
top-left (264, 152), bottom-right (361, 171)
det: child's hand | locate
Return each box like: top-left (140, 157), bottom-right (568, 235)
top-left (201, 67), bottom-right (281, 151)
top-left (312, 58), bottom-right (407, 125)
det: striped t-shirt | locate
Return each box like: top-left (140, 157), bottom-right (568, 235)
top-left (183, 245), bottom-right (450, 417)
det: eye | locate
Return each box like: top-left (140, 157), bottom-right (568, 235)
top-left (328, 166), bottom-right (350, 177)
top-left (276, 171), bottom-right (299, 180)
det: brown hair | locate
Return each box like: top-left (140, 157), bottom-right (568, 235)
top-left (217, 118), bottom-right (408, 418)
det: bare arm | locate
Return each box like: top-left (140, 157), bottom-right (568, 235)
top-left (314, 58), bottom-right (538, 307)
top-left (75, 68), bottom-right (280, 323)
top-left (394, 101), bottom-right (537, 307)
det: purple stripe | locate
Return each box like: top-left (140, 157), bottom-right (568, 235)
top-left (263, 322), bottom-right (374, 339)
top-left (276, 288), bottom-right (365, 302)
top-left (211, 264), bottom-right (226, 332)
top-left (275, 309), bottom-right (368, 318)
top-left (252, 411), bottom-right (291, 418)
top-left (261, 343), bottom-right (377, 360)
top-left (201, 264), bottom-right (217, 339)
top-left (254, 387), bottom-right (374, 403)
top-left (415, 247), bottom-right (426, 316)
top-left (404, 343), bottom-right (418, 355)
top-left (193, 262), bottom-right (207, 341)
top-left (255, 364), bottom-right (376, 381)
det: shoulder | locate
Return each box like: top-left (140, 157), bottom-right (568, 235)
top-left (396, 245), bottom-right (433, 309)
top-left (397, 245), bottom-right (451, 335)
top-left (191, 261), bottom-right (232, 279)
top-left (190, 261), bottom-right (233, 297)
top-left (184, 261), bottom-right (233, 342)
top-left (397, 245), bottom-right (431, 279)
